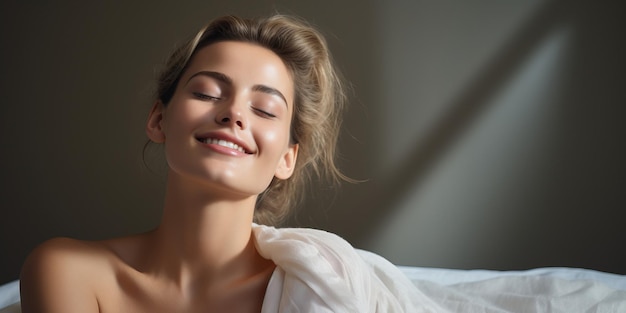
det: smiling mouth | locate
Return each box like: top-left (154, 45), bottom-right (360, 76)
top-left (197, 138), bottom-right (252, 154)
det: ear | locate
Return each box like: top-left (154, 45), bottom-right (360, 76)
top-left (146, 101), bottom-right (166, 143)
top-left (274, 143), bottom-right (299, 180)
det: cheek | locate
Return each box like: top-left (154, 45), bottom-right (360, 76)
top-left (261, 122), bottom-right (290, 146)
top-left (259, 123), bottom-right (291, 155)
top-left (163, 104), bottom-right (207, 136)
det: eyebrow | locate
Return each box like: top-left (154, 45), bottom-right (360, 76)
top-left (187, 71), bottom-right (232, 85)
top-left (186, 71), bottom-right (288, 106)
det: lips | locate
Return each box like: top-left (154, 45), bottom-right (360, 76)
top-left (195, 133), bottom-right (254, 154)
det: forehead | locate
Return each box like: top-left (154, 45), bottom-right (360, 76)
top-left (182, 41), bottom-right (295, 102)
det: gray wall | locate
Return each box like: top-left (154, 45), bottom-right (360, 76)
top-left (363, 0), bottom-right (626, 271)
top-left (1, 0), bottom-right (624, 284)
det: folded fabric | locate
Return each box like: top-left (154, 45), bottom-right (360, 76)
top-left (252, 224), bottom-right (441, 312)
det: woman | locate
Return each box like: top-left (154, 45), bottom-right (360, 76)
top-left (20, 15), bottom-right (427, 312)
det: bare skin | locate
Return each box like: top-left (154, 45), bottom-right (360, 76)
top-left (20, 187), bottom-right (276, 312)
top-left (20, 41), bottom-right (298, 312)
top-left (20, 230), bottom-right (275, 312)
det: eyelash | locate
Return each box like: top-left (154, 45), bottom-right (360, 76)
top-left (252, 107), bottom-right (276, 118)
top-left (193, 92), bottom-right (276, 118)
top-left (193, 92), bottom-right (220, 101)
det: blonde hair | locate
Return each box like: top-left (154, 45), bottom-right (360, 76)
top-left (155, 15), bottom-right (348, 225)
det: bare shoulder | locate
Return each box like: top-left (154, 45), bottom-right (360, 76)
top-left (21, 237), bottom-right (112, 277)
top-left (20, 237), bottom-right (112, 313)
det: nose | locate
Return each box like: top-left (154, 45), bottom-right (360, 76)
top-left (215, 100), bottom-right (247, 129)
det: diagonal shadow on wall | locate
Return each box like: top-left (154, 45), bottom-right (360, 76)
top-left (335, 0), bottom-right (578, 246)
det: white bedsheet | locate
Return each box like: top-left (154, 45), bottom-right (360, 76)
top-left (401, 267), bottom-right (626, 312)
top-left (0, 281), bottom-right (19, 313)
top-left (399, 266), bottom-right (626, 290)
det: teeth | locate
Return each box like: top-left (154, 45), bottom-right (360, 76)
top-left (202, 138), bottom-right (246, 153)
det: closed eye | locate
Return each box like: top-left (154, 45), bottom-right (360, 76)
top-left (193, 92), bottom-right (220, 101)
top-left (252, 107), bottom-right (276, 118)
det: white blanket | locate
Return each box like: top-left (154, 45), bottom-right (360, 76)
top-left (253, 224), bottom-right (626, 312)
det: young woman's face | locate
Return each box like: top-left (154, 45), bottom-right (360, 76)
top-left (148, 41), bottom-right (298, 198)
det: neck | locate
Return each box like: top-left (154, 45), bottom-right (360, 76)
top-left (146, 171), bottom-right (268, 289)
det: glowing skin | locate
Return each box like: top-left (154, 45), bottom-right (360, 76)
top-left (147, 41), bottom-right (298, 199)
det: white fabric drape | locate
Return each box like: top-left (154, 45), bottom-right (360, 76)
top-left (253, 224), bottom-right (626, 313)
top-left (253, 224), bottom-right (440, 312)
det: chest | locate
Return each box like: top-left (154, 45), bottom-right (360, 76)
top-left (96, 271), bottom-right (270, 313)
